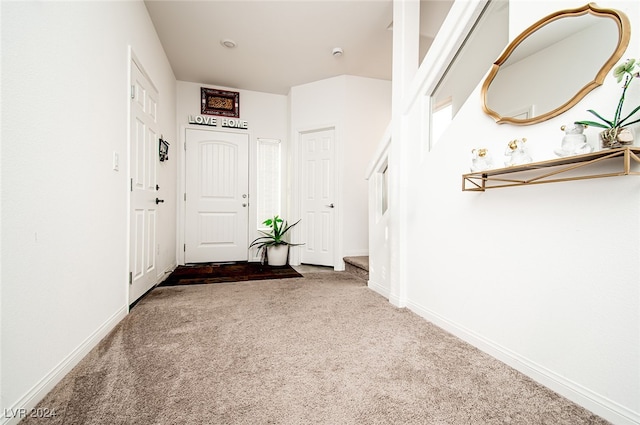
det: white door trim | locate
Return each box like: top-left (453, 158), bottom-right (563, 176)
top-left (291, 124), bottom-right (343, 270)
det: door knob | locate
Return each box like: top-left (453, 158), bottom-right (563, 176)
top-left (326, 203), bottom-right (335, 208)
top-left (155, 198), bottom-right (165, 204)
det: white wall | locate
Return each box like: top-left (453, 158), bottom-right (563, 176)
top-left (290, 75), bottom-right (391, 267)
top-left (175, 81), bottom-right (288, 262)
top-left (380, 0), bottom-right (640, 423)
top-left (343, 76), bottom-right (393, 257)
top-left (367, 129), bottom-right (391, 298)
top-left (1, 1), bottom-right (176, 422)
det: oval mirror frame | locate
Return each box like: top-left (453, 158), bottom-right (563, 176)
top-left (481, 2), bottom-right (630, 125)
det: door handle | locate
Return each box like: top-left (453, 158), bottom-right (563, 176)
top-left (326, 203), bottom-right (334, 208)
top-left (155, 198), bottom-right (165, 204)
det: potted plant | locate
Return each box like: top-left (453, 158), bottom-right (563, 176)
top-left (575, 58), bottom-right (640, 149)
top-left (249, 215), bottom-right (302, 266)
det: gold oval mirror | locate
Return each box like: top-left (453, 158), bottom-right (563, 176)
top-left (481, 3), bottom-right (630, 125)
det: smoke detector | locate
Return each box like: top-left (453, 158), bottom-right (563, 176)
top-left (332, 47), bottom-right (344, 57)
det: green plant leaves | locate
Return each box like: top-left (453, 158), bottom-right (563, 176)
top-left (250, 216), bottom-right (303, 262)
top-left (573, 120), bottom-right (609, 129)
top-left (578, 58), bottom-right (639, 130)
top-left (618, 105), bottom-right (640, 127)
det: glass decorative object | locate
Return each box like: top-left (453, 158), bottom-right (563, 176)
top-left (555, 124), bottom-right (593, 156)
top-left (470, 148), bottom-right (493, 172)
top-left (600, 127), bottom-right (634, 149)
top-left (504, 138), bottom-right (532, 166)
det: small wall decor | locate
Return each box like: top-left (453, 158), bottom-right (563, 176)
top-left (470, 148), bottom-right (493, 172)
top-left (201, 87), bottom-right (240, 117)
top-left (504, 138), bottom-right (532, 166)
top-left (555, 124), bottom-right (592, 157)
top-left (159, 137), bottom-right (170, 162)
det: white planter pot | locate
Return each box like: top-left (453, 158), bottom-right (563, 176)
top-left (266, 244), bottom-right (289, 266)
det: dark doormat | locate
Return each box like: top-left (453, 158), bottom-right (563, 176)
top-left (158, 262), bottom-right (302, 287)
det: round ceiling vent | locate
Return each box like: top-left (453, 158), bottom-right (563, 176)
top-left (220, 39), bottom-right (237, 49)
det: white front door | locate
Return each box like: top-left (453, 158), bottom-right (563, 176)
top-left (129, 59), bottom-right (159, 304)
top-left (300, 128), bottom-right (335, 267)
top-left (185, 129), bottom-right (249, 263)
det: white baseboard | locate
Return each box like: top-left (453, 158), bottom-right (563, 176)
top-left (157, 262), bottom-right (178, 284)
top-left (367, 280), bottom-right (407, 308)
top-left (405, 300), bottom-right (640, 425)
top-left (367, 279), bottom-right (390, 300)
top-left (1, 306), bottom-right (128, 425)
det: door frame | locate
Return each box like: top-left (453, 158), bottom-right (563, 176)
top-left (177, 126), bottom-right (254, 265)
top-left (291, 125), bottom-right (343, 270)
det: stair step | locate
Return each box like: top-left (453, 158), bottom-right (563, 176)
top-left (344, 256), bottom-right (369, 281)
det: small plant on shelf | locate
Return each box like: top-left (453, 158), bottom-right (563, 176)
top-left (575, 58), bottom-right (640, 148)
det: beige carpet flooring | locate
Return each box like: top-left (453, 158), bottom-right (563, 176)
top-left (20, 271), bottom-right (609, 424)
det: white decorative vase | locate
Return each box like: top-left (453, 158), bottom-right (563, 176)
top-left (267, 244), bottom-right (289, 266)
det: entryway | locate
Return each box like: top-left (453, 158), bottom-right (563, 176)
top-left (184, 128), bottom-right (249, 263)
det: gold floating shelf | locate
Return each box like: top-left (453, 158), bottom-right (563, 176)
top-left (462, 147), bottom-right (640, 191)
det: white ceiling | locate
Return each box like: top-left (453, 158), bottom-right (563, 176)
top-left (144, 0), bottom-right (452, 95)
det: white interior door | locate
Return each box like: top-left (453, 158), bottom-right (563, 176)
top-left (185, 129), bottom-right (249, 263)
top-left (301, 128), bottom-right (335, 267)
top-left (129, 59), bottom-right (159, 304)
